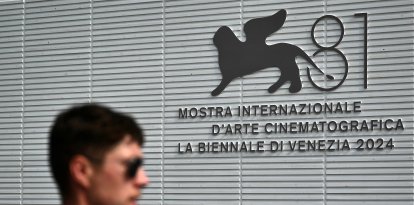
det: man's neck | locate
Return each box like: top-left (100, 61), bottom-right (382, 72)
top-left (63, 192), bottom-right (90, 205)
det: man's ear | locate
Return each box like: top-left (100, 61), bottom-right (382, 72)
top-left (69, 155), bottom-right (94, 189)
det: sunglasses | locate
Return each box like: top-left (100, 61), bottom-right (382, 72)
top-left (85, 154), bottom-right (143, 179)
top-left (124, 158), bottom-right (143, 179)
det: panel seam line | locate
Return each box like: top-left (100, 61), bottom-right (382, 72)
top-left (239, 1), bottom-right (244, 204)
top-left (323, 1), bottom-right (327, 205)
top-left (20, 1), bottom-right (26, 204)
top-left (89, 0), bottom-right (93, 102)
top-left (161, 0), bottom-right (166, 204)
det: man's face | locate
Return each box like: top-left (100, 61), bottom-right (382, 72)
top-left (87, 135), bottom-right (149, 205)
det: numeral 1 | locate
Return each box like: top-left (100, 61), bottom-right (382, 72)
top-left (355, 13), bottom-right (368, 89)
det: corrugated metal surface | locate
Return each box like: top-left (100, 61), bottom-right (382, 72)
top-left (23, 0), bottom-right (91, 204)
top-left (241, 1), bottom-right (325, 205)
top-left (0, 1), bottom-right (23, 205)
top-left (92, 0), bottom-right (164, 203)
top-left (0, 0), bottom-right (412, 205)
top-left (324, 1), bottom-right (414, 205)
top-left (164, 0), bottom-right (242, 204)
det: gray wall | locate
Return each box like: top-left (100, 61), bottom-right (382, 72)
top-left (0, 0), bottom-right (413, 204)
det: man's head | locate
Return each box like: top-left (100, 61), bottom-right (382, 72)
top-left (49, 104), bottom-right (149, 205)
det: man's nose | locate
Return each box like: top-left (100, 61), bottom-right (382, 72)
top-left (134, 168), bottom-right (149, 187)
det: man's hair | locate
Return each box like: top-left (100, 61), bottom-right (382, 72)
top-left (49, 103), bottom-right (144, 197)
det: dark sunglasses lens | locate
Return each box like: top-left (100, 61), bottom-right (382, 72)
top-left (126, 158), bottom-right (142, 179)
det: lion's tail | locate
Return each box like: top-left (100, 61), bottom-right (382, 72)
top-left (298, 49), bottom-right (334, 80)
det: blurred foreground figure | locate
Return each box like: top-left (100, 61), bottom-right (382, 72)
top-left (49, 104), bottom-right (149, 205)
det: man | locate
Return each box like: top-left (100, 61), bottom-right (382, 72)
top-left (49, 104), bottom-right (149, 205)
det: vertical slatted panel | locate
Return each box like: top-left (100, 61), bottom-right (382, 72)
top-left (0, 1), bottom-right (23, 205)
top-left (23, 0), bottom-right (91, 204)
top-left (91, 0), bottom-right (163, 204)
top-left (324, 0), bottom-right (414, 205)
top-left (241, 1), bottom-right (325, 205)
top-left (164, 0), bottom-right (241, 204)
top-left (0, 0), bottom-right (412, 205)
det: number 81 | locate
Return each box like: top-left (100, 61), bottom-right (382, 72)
top-left (307, 13), bottom-right (368, 91)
